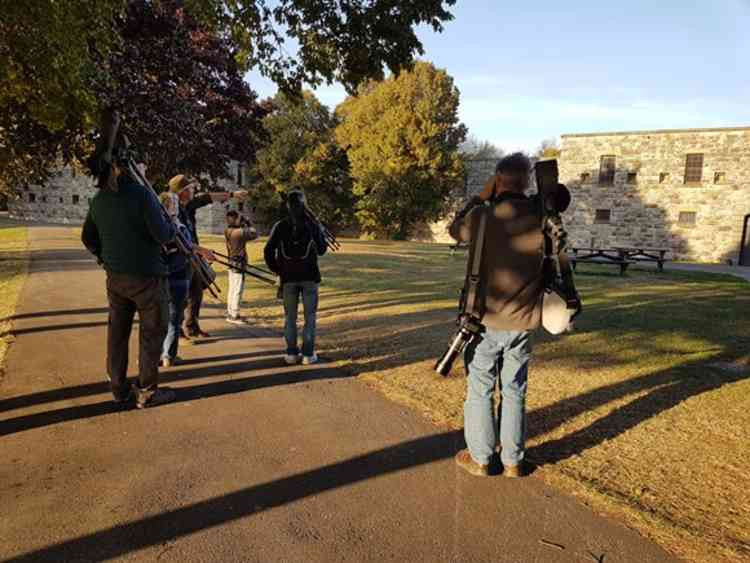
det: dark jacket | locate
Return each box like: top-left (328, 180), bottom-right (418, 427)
top-left (264, 218), bottom-right (327, 283)
top-left (162, 221), bottom-right (194, 277)
top-left (449, 192), bottom-right (544, 331)
top-left (183, 193), bottom-right (213, 244)
top-left (82, 175), bottom-right (175, 277)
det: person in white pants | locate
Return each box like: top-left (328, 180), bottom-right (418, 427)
top-left (225, 210), bottom-right (257, 324)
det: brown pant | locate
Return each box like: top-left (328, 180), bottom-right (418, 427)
top-left (106, 272), bottom-right (168, 397)
top-left (183, 268), bottom-right (204, 334)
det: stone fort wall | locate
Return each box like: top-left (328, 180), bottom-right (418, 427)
top-left (559, 127), bottom-right (750, 263)
top-left (8, 166), bottom-right (244, 235)
top-left (10, 130), bottom-right (749, 263)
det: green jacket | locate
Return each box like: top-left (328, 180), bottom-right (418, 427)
top-left (82, 175), bottom-right (175, 277)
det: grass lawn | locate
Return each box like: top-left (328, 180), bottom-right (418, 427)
top-left (204, 236), bottom-right (749, 563)
top-left (0, 224), bottom-right (29, 381)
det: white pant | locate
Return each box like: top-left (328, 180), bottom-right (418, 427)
top-left (227, 270), bottom-right (245, 318)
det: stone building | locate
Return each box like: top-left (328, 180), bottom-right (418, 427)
top-left (8, 163), bottom-right (246, 234)
top-left (421, 157), bottom-right (499, 243)
top-left (559, 126), bottom-right (750, 264)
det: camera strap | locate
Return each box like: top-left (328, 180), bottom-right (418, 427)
top-left (463, 205), bottom-right (488, 318)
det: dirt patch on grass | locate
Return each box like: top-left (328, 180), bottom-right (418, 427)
top-left (203, 237), bottom-right (749, 562)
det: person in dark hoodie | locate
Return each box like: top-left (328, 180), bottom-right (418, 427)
top-left (264, 190), bottom-right (327, 365)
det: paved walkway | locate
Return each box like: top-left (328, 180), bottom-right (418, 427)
top-left (0, 226), bottom-right (677, 562)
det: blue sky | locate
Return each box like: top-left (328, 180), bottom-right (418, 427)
top-left (245, 0), bottom-right (750, 152)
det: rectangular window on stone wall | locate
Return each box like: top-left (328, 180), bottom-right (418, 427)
top-left (29, 193), bottom-right (36, 203)
top-left (678, 211), bottom-right (696, 225)
top-left (627, 172), bottom-right (637, 184)
top-left (684, 154), bottom-right (703, 183)
top-left (42, 195), bottom-right (47, 203)
top-left (714, 172), bottom-right (726, 184)
top-left (73, 195), bottom-right (80, 204)
top-left (659, 172), bottom-right (669, 183)
top-left (598, 156), bottom-right (616, 185)
top-left (580, 172), bottom-right (590, 183)
top-left (595, 209), bottom-right (611, 223)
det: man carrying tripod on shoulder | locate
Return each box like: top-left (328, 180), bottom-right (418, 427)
top-left (82, 158), bottom-right (177, 409)
top-left (167, 174), bottom-right (248, 341)
top-left (449, 152), bottom-right (571, 478)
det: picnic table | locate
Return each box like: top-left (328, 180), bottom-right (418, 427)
top-left (613, 247), bottom-right (669, 271)
top-left (569, 246), bottom-right (669, 275)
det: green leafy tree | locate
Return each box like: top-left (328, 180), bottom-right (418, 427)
top-left (250, 91), bottom-right (354, 228)
top-left (335, 61), bottom-right (466, 239)
top-left (0, 1), bottom-right (456, 194)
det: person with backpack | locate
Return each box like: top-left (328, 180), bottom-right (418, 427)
top-left (263, 190), bottom-right (327, 365)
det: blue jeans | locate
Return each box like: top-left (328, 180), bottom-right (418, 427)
top-left (464, 329), bottom-right (531, 467)
top-left (283, 281), bottom-right (319, 357)
top-left (162, 273), bottom-right (190, 361)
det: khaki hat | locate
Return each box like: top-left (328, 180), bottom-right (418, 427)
top-left (168, 174), bottom-right (196, 194)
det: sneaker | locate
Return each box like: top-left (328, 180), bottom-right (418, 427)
top-left (284, 354), bottom-right (301, 365)
top-left (135, 387), bottom-right (176, 409)
top-left (225, 316), bottom-right (247, 325)
top-left (302, 353), bottom-right (319, 365)
top-left (455, 449), bottom-right (490, 477)
top-left (159, 356), bottom-right (182, 368)
top-left (503, 460), bottom-right (535, 478)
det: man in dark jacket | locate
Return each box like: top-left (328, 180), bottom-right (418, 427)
top-left (264, 190), bottom-right (327, 365)
top-left (82, 162), bottom-right (177, 409)
top-left (449, 153), bottom-right (545, 478)
top-left (166, 174), bottom-right (247, 339)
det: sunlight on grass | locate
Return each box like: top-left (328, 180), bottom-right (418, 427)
top-left (0, 226), bottom-right (29, 381)
top-left (203, 236), bottom-right (750, 562)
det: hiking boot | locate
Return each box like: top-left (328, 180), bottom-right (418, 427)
top-left (284, 354), bottom-right (301, 365)
top-left (503, 460), bottom-right (534, 478)
top-left (135, 387), bottom-right (176, 409)
top-left (302, 353), bottom-right (319, 365)
top-left (455, 449), bottom-right (490, 477)
top-left (225, 315), bottom-right (247, 325)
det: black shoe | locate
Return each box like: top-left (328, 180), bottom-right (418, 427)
top-left (135, 387), bottom-right (176, 409)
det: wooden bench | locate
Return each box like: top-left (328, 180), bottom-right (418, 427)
top-left (570, 248), bottom-right (635, 275)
